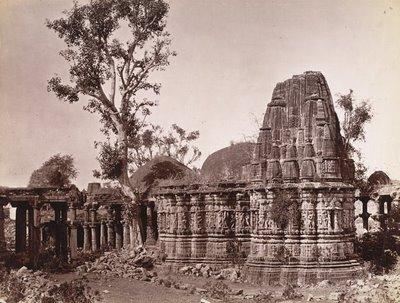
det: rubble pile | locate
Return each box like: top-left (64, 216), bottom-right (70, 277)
top-left (342, 273), bottom-right (400, 303)
top-left (0, 266), bottom-right (98, 303)
top-left (178, 264), bottom-right (243, 282)
top-left (77, 246), bottom-right (157, 281)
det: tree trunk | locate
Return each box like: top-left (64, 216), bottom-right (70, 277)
top-left (116, 123), bottom-right (144, 247)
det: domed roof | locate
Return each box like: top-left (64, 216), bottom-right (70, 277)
top-left (367, 171), bottom-right (391, 186)
top-left (130, 156), bottom-right (193, 194)
top-left (201, 142), bottom-right (255, 181)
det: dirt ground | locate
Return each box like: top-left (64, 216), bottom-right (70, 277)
top-left (54, 266), bottom-right (400, 303)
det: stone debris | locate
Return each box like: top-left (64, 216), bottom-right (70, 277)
top-left (342, 272), bottom-right (400, 303)
top-left (178, 264), bottom-right (243, 282)
top-left (327, 291), bottom-right (344, 301)
top-left (77, 246), bottom-right (157, 281)
top-left (0, 266), bottom-right (98, 303)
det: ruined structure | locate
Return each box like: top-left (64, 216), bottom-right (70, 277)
top-left (152, 71), bottom-right (362, 284)
top-left (1, 71), bottom-right (382, 285)
top-left (0, 185), bottom-right (136, 262)
top-left (355, 171), bottom-right (399, 233)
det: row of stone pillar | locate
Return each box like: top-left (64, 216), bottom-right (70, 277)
top-left (82, 220), bottom-right (133, 252)
top-left (15, 204), bottom-right (43, 256)
top-left (76, 205), bottom-right (147, 255)
top-left (1, 199), bottom-right (156, 262)
top-left (357, 195), bottom-right (393, 231)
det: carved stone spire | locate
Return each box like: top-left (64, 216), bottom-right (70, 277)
top-left (252, 71), bottom-right (354, 183)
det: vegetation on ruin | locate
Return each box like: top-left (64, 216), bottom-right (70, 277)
top-left (355, 230), bottom-right (400, 274)
top-left (126, 123), bottom-right (201, 170)
top-left (336, 89), bottom-right (373, 189)
top-left (28, 154), bottom-right (78, 188)
top-left (46, 0), bottom-right (200, 242)
top-left (270, 189), bottom-right (302, 231)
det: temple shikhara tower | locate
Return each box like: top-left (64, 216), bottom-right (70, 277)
top-left (153, 71), bottom-right (362, 284)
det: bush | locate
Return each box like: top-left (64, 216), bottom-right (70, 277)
top-left (270, 190), bottom-right (302, 230)
top-left (355, 231), bottom-right (400, 274)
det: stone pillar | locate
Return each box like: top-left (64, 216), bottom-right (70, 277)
top-left (107, 222), bottom-right (115, 248)
top-left (377, 196), bottom-right (387, 230)
top-left (115, 222), bottom-right (122, 250)
top-left (378, 195), bottom-right (393, 230)
top-left (130, 223), bottom-right (137, 248)
top-left (60, 206), bottom-right (68, 261)
top-left (69, 224), bottom-right (78, 259)
top-left (83, 223), bottom-right (91, 252)
top-left (146, 204), bottom-right (157, 245)
top-left (107, 207), bottom-right (115, 248)
top-left (68, 207), bottom-right (78, 259)
top-left (358, 196), bottom-right (371, 230)
top-left (90, 208), bottom-right (98, 252)
top-left (28, 207), bottom-right (34, 251)
top-left (100, 221), bottom-right (107, 249)
top-left (83, 208), bottom-right (91, 251)
top-left (123, 221), bottom-right (130, 248)
top-left (15, 205), bottom-right (27, 253)
top-left (114, 207), bottom-right (123, 250)
top-left (53, 206), bottom-right (61, 256)
top-left (32, 206), bottom-right (41, 255)
top-left (0, 203), bottom-right (6, 252)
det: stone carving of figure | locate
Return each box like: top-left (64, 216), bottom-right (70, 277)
top-left (171, 211), bottom-right (178, 233)
top-left (236, 211), bottom-right (243, 231)
top-left (228, 212), bottom-right (235, 230)
top-left (217, 208), bottom-right (223, 230)
top-left (244, 210), bottom-right (250, 229)
top-left (207, 205), bottom-right (216, 232)
top-left (258, 209), bottom-right (265, 230)
top-left (190, 206), bottom-right (197, 232)
top-left (165, 211), bottom-right (170, 231)
top-left (307, 211), bottom-right (315, 230)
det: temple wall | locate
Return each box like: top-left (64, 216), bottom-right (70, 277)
top-left (153, 182), bottom-right (362, 284)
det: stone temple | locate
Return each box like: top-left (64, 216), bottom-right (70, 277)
top-left (153, 71), bottom-right (362, 284)
top-left (4, 71), bottom-right (391, 285)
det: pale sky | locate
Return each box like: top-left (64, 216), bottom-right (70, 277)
top-left (1, 0), bottom-right (400, 189)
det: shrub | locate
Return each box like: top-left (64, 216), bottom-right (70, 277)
top-left (355, 231), bottom-right (400, 274)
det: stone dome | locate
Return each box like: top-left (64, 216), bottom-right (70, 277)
top-left (130, 156), bottom-right (193, 194)
top-left (367, 171), bottom-right (391, 186)
top-left (201, 142), bottom-right (256, 181)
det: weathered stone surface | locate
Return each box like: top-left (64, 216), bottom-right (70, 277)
top-left (201, 142), bottom-right (256, 181)
top-left (153, 72), bottom-right (362, 285)
top-left (249, 71), bottom-right (354, 183)
top-left (0, 72), bottom-right (364, 287)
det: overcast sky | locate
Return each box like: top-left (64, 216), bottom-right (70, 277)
top-left (1, 0), bottom-right (399, 189)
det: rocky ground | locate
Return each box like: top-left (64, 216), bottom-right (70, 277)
top-left (1, 247), bottom-right (400, 303)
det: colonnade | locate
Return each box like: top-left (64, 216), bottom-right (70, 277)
top-left (356, 194), bottom-right (394, 231)
top-left (80, 205), bottom-right (128, 254)
top-left (0, 186), bottom-right (159, 263)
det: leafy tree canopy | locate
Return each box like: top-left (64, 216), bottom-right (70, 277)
top-left (336, 89), bottom-right (373, 188)
top-left (46, 0), bottom-right (178, 188)
top-left (28, 154), bottom-right (78, 188)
